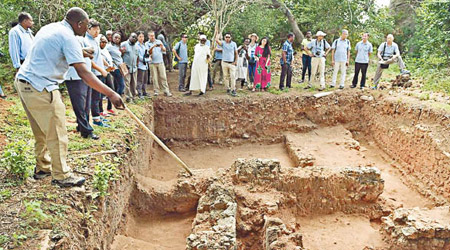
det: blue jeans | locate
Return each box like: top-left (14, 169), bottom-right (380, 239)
top-left (111, 69), bottom-right (125, 95)
top-left (0, 85), bottom-right (3, 95)
top-left (178, 63), bottom-right (187, 89)
top-left (248, 62), bottom-right (256, 83)
top-left (302, 54), bottom-right (312, 81)
top-left (66, 79), bottom-right (93, 137)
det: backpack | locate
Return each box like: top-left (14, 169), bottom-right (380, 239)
top-left (333, 39), bottom-right (350, 52)
top-left (380, 42), bottom-right (397, 69)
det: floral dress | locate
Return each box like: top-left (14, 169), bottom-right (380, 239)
top-left (254, 45), bottom-right (271, 89)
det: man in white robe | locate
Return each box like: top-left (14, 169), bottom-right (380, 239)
top-left (186, 35), bottom-right (210, 96)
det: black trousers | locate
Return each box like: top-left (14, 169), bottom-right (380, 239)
top-left (279, 63), bottom-right (293, 89)
top-left (66, 79), bottom-right (93, 137)
top-left (102, 74), bottom-right (114, 111)
top-left (352, 62), bottom-right (369, 88)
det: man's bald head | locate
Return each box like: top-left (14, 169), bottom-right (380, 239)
top-left (65, 7), bottom-right (89, 36)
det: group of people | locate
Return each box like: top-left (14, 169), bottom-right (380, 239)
top-left (6, 7), bottom-right (411, 188)
top-left (299, 30), bottom-right (410, 91)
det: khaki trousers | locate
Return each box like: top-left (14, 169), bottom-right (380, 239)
top-left (124, 70), bottom-right (138, 99)
top-left (14, 79), bottom-right (70, 180)
top-left (331, 61), bottom-right (347, 87)
top-left (373, 56), bottom-right (406, 86)
top-left (309, 57), bottom-right (326, 88)
top-left (222, 62), bottom-right (236, 91)
top-left (150, 63), bottom-right (170, 94)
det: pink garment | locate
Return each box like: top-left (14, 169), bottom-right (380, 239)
top-left (254, 45), bottom-right (271, 89)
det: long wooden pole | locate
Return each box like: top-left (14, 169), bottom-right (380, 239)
top-left (125, 107), bottom-right (193, 176)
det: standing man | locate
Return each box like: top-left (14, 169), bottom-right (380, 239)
top-left (331, 29), bottom-right (351, 89)
top-left (372, 34), bottom-right (410, 89)
top-left (305, 31), bottom-right (331, 91)
top-left (216, 33), bottom-right (238, 97)
top-left (300, 31), bottom-right (312, 83)
top-left (85, 19), bottom-right (109, 127)
top-left (185, 35), bottom-right (211, 96)
top-left (352, 33), bottom-right (373, 89)
top-left (146, 31), bottom-right (172, 96)
top-left (136, 31), bottom-right (149, 98)
top-left (212, 35), bottom-right (224, 87)
top-left (8, 12), bottom-right (34, 71)
top-left (64, 36), bottom-right (98, 140)
top-left (279, 33), bottom-right (295, 90)
top-left (15, 7), bottom-right (124, 187)
top-left (173, 33), bottom-right (189, 92)
top-left (121, 33), bottom-right (139, 102)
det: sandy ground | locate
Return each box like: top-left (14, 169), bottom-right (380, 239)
top-left (298, 213), bottom-right (387, 250)
top-left (143, 143), bottom-right (295, 181)
top-left (111, 212), bottom-right (195, 250)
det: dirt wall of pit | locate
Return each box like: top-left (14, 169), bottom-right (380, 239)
top-left (57, 108), bottom-right (155, 250)
top-left (154, 92), bottom-right (450, 202)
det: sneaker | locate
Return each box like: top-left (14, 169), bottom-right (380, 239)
top-left (360, 87), bottom-right (365, 90)
top-left (93, 120), bottom-right (111, 128)
top-left (51, 174), bottom-right (86, 187)
top-left (178, 88), bottom-right (186, 92)
top-left (371, 86), bottom-right (377, 90)
top-left (299, 80), bottom-right (304, 84)
top-left (164, 92), bottom-right (173, 97)
top-left (226, 89), bottom-right (231, 94)
top-left (82, 133), bottom-right (100, 140)
top-left (304, 86), bottom-right (311, 90)
top-left (318, 87), bottom-right (325, 91)
top-left (0, 95), bottom-right (6, 99)
top-left (107, 109), bottom-right (116, 115)
top-left (184, 91), bottom-right (192, 96)
top-left (231, 90), bottom-right (237, 97)
top-left (339, 86), bottom-right (344, 89)
top-left (329, 85), bottom-right (335, 88)
top-left (101, 117), bottom-right (109, 122)
top-left (100, 112), bottom-right (110, 117)
top-left (401, 69), bottom-right (410, 75)
top-left (198, 92), bottom-right (204, 96)
top-left (154, 92), bottom-right (159, 96)
top-left (33, 169), bottom-right (51, 180)
top-left (125, 97), bottom-right (132, 103)
top-left (350, 85), bottom-right (357, 89)
top-left (143, 92), bottom-right (148, 97)
top-left (139, 95), bottom-right (145, 100)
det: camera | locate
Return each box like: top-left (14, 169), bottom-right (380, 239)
top-left (315, 50), bottom-right (322, 57)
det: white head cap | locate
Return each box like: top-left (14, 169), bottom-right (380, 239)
top-left (200, 34), bottom-right (207, 40)
top-left (316, 31), bottom-right (326, 37)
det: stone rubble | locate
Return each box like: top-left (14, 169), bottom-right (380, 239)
top-left (382, 206), bottom-right (450, 250)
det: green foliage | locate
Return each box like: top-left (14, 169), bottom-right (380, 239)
top-left (92, 157), bottom-right (121, 198)
top-left (0, 189), bottom-right (12, 202)
top-left (0, 140), bottom-right (35, 180)
top-left (21, 200), bottom-right (52, 227)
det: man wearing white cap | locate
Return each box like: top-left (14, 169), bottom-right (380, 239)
top-left (304, 31), bottom-right (331, 91)
top-left (185, 35), bottom-right (211, 96)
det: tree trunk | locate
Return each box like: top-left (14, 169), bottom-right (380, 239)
top-left (271, 0), bottom-right (304, 43)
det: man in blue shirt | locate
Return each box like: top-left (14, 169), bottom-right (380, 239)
top-left (8, 12), bottom-right (34, 71)
top-left (85, 19), bottom-right (109, 127)
top-left (372, 34), bottom-right (410, 89)
top-left (173, 33), bottom-right (189, 92)
top-left (215, 33), bottom-right (238, 96)
top-left (331, 29), bottom-right (351, 89)
top-left (304, 31), bottom-right (331, 91)
top-left (146, 31), bottom-right (172, 96)
top-left (279, 33), bottom-right (295, 90)
top-left (15, 7), bottom-right (124, 187)
top-left (121, 33), bottom-right (139, 102)
top-left (352, 33), bottom-right (373, 89)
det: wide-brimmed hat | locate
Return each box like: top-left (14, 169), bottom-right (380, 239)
top-left (248, 33), bottom-right (259, 40)
top-left (315, 31), bottom-right (327, 37)
top-left (200, 34), bottom-right (207, 40)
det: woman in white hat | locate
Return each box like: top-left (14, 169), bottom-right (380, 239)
top-left (247, 33), bottom-right (259, 88)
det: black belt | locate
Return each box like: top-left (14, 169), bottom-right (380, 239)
top-left (19, 79), bottom-right (30, 84)
top-left (223, 61), bottom-right (234, 64)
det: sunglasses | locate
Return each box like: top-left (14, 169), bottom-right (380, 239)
top-left (225, 36), bottom-right (231, 38)
top-left (183, 36), bottom-right (188, 38)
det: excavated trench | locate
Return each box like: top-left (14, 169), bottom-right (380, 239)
top-left (105, 92), bottom-right (450, 250)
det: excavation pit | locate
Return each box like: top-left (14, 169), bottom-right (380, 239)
top-left (108, 92), bottom-right (450, 250)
